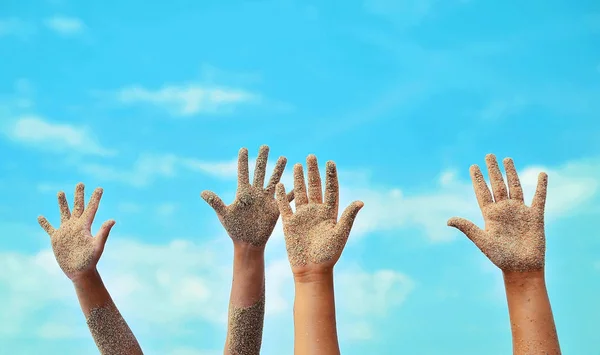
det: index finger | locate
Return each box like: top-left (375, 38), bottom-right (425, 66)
top-left (237, 147), bottom-right (250, 190)
top-left (324, 161), bottom-right (339, 219)
top-left (83, 187), bottom-right (104, 226)
top-left (469, 165), bottom-right (493, 209)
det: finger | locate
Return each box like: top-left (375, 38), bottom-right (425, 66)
top-left (83, 187), bottom-right (104, 226)
top-left (73, 183), bottom-right (85, 218)
top-left (335, 200), bottom-right (364, 236)
top-left (57, 191), bottom-right (71, 223)
top-left (287, 190), bottom-right (294, 203)
top-left (447, 217), bottom-right (486, 246)
top-left (324, 161), bottom-right (339, 219)
top-left (502, 158), bottom-right (524, 201)
top-left (485, 154), bottom-right (508, 202)
top-left (531, 172), bottom-right (548, 214)
top-left (469, 165), bottom-right (493, 209)
top-left (253, 145), bottom-right (269, 189)
top-left (95, 219), bottom-right (116, 250)
top-left (276, 183), bottom-right (293, 220)
top-left (201, 190), bottom-right (227, 216)
top-left (293, 163), bottom-right (309, 208)
top-left (237, 147), bottom-right (250, 190)
top-left (265, 156), bottom-right (287, 196)
top-left (306, 154), bottom-right (323, 203)
top-left (37, 216), bottom-right (55, 236)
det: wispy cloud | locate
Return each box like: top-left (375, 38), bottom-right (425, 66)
top-left (2, 116), bottom-right (116, 157)
top-left (115, 84), bottom-right (259, 117)
top-left (0, 236), bottom-right (412, 341)
top-left (338, 156), bottom-right (600, 242)
top-left (0, 18), bottom-right (36, 38)
top-left (44, 16), bottom-right (85, 36)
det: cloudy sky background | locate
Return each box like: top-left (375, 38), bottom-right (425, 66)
top-left (1, 0), bottom-right (599, 354)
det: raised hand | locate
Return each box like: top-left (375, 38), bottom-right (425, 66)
top-left (275, 154), bottom-right (364, 274)
top-left (38, 183), bottom-right (116, 280)
top-left (447, 154), bottom-right (548, 272)
top-left (201, 145), bottom-right (293, 247)
top-left (37, 183), bottom-right (143, 355)
top-left (276, 154), bottom-right (363, 355)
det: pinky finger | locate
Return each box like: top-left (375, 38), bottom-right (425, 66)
top-left (276, 183), bottom-right (294, 220)
top-left (37, 216), bottom-right (55, 236)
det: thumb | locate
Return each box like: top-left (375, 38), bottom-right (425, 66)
top-left (447, 217), bottom-right (485, 245)
top-left (95, 219), bottom-right (116, 249)
top-left (201, 190), bottom-right (227, 216)
top-left (335, 201), bottom-right (364, 239)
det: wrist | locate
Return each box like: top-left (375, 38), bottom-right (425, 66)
top-left (503, 269), bottom-right (546, 292)
top-left (293, 268), bottom-right (334, 285)
top-left (71, 268), bottom-right (104, 292)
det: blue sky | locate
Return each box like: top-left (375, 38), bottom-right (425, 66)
top-left (1, 0), bottom-right (599, 354)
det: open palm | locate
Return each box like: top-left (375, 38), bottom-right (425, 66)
top-left (276, 155), bottom-right (363, 274)
top-left (448, 154), bottom-right (548, 272)
top-left (201, 145), bottom-right (293, 247)
top-left (38, 183), bottom-right (115, 280)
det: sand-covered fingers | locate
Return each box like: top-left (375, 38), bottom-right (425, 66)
top-left (201, 190), bottom-right (228, 216)
top-left (73, 183), bottom-right (85, 218)
top-left (38, 215), bottom-right (55, 236)
top-left (82, 188), bottom-right (104, 227)
top-left (275, 183), bottom-right (294, 221)
top-left (306, 154), bottom-right (323, 203)
top-left (265, 156), bottom-right (288, 196)
top-left (502, 158), bottom-right (524, 201)
top-left (469, 165), bottom-right (493, 209)
top-left (57, 191), bottom-right (71, 223)
top-left (453, 155), bottom-right (548, 272)
top-left (485, 154), bottom-right (508, 202)
top-left (293, 163), bottom-right (309, 208)
top-left (253, 145), bottom-right (269, 189)
top-left (447, 217), bottom-right (486, 246)
top-left (324, 161), bottom-right (339, 219)
top-left (334, 201), bottom-right (364, 241)
top-left (238, 147), bottom-right (250, 190)
top-left (95, 220), bottom-right (116, 252)
top-left (531, 172), bottom-right (549, 214)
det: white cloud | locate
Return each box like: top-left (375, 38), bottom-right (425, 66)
top-left (115, 84), bottom-right (258, 117)
top-left (82, 153), bottom-right (600, 243)
top-left (2, 116), bottom-right (116, 157)
top-left (336, 269), bottom-right (415, 317)
top-left (0, 235), bottom-right (413, 344)
top-left (44, 16), bottom-right (85, 35)
top-left (342, 157), bottom-right (600, 242)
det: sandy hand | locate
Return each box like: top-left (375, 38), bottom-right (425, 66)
top-left (37, 183), bottom-right (116, 280)
top-left (275, 155), bottom-right (364, 274)
top-left (448, 154), bottom-right (548, 272)
top-left (201, 145), bottom-right (293, 248)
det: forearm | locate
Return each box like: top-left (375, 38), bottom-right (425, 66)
top-left (293, 271), bottom-right (340, 355)
top-left (224, 244), bottom-right (266, 355)
top-left (72, 269), bottom-right (143, 355)
top-left (503, 270), bottom-right (561, 355)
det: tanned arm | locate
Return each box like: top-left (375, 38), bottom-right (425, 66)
top-left (293, 271), bottom-right (339, 355)
top-left (504, 270), bottom-right (560, 354)
top-left (38, 183), bottom-right (143, 355)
